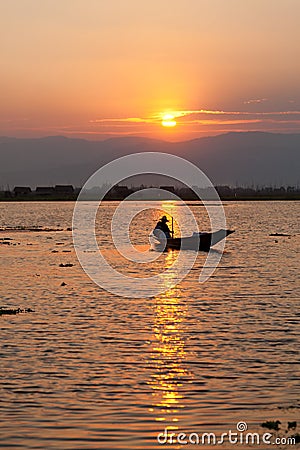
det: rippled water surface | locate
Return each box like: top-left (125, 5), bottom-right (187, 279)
top-left (0, 201), bottom-right (299, 449)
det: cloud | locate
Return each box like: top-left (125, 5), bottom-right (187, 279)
top-left (243, 98), bottom-right (268, 104)
top-left (87, 109), bottom-right (300, 131)
top-left (89, 117), bottom-right (151, 124)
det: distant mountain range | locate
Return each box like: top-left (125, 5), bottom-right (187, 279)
top-left (0, 132), bottom-right (299, 188)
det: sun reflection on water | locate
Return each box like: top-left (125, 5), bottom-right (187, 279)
top-left (148, 251), bottom-right (194, 429)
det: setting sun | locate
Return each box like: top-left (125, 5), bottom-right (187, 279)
top-left (162, 114), bottom-right (177, 128)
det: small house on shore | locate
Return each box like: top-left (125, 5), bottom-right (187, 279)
top-left (54, 185), bottom-right (74, 194)
top-left (159, 185), bottom-right (175, 193)
top-left (13, 186), bottom-right (32, 197)
top-left (106, 185), bottom-right (132, 199)
top-left (35, 186), bottom-right (55, 196)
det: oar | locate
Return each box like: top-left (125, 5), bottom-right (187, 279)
top-left (171, 216), bottom-right (174, 237)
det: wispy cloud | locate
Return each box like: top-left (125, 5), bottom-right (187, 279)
top-left (89, 108), bottom-right (300, 128)
top-left (89, 117), bottom-right (153, 124)
top-left (243, 98), bottom-right (268, 104)
top-left (6, 109), bottom-right (299, 140)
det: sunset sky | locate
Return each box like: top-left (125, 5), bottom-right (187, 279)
top-left (1, 0), bottom-right (300, 141)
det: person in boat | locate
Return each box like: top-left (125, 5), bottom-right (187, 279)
top-left (154, 215), bottom-right (172, 239)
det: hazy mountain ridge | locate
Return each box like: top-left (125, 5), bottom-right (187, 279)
top-left (0, 132), bottom-right (299, 188)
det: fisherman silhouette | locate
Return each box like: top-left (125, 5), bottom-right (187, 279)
top-left (154, 215), bottom-right (171, 239)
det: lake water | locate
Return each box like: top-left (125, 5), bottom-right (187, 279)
top-left (0, 201), bottom-right (299, 449)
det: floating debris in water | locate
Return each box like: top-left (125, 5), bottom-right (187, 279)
top-left (291, 433), bottom-right (300, 443)
top-left (61, 282), bottom-right (67, 286)
top-left (260, 419), bottom-right (299, 443)
top-left (261, 420), bottom-right (281, 431)
top-left (0, 237), bottom-right (13, 245)
top-left (59, 263), bottom-right (73, 267)
top-left (288, 421), bottom-right (297, 430)
top-left (0, 226), bottom-right (72, 232)
top-left (269, 233), bottom-right (291, 237)
top-left (0, 307), bottom-right (34, 316)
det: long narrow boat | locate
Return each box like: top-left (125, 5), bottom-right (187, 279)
top-left (153, 229), bottom-right (234, 251)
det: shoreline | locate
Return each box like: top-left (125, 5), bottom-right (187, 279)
top-left (0, 197), bottom-right (300, 202)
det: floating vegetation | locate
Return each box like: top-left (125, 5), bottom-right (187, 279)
top-left (0, 237), bottom-right (22, 246)
top-left (0, 307), bottom-right (34, 316)
top-left (0, 237), bottom-right (14, 245)
top-left (260, 420), bottom-right (299, 444)
top-left (0, 226), bottom-right (72, 232)
top-left (261, 420), bottom-right (281, 431)
top-left (291, 433), bottom-right (300, 443)
top-left (288, 421), bottom-right (297, 430)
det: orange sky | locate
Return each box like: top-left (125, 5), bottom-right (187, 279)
top-left (1, 0), bottom-right (300, 140)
